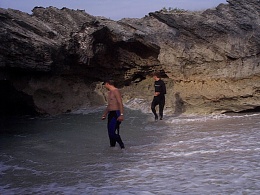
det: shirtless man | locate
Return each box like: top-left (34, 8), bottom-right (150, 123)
top-left (102, 79), bottom-right (125, 149)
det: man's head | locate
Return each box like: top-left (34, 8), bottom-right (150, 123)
top-left (103, 79), bottom-right (115, 86)
top-left (103, 79), bottom-right (115, 90)
top-left (152, 72), bottom-right (161, 81)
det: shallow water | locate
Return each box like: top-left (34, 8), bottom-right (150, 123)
top-left (0, 108), bottom-right (260, 195)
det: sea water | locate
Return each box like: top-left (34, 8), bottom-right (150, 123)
top-left (0, 107), bottom-right (260, 195)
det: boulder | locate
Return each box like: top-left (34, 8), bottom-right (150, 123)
top-left (0, 0), bottom-right (259, 116)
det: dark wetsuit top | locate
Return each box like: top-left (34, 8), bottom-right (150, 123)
top-left (154, 79), bottom-right (166, 95)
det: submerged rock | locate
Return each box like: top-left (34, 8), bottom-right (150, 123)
top-left (0, 0), bottom-right (260, 116)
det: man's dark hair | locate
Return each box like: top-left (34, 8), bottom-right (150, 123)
top-left (103, 79), bottom-right (115, 86)
top-left (153, 72), bottom-right (161, 78)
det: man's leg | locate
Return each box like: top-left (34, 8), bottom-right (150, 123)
top-left (107, 112), bottom-right (118, 147)
top-left (151, 97), bottom-right (159, 120)
top-left (109, 137), bottom-right (116, 147)
top-left (115, 122), bottom-right (125, 149)
top-left (159, 96), bottom-right (165, 120)
top-left (108, 111), bottom-right (125, 148)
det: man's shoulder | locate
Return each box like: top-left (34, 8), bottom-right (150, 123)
top-left (158, 79), bottom-right (165, 84)
top-left (111, 88), bottom-right (120, 94)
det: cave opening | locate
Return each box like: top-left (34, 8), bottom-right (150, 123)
top-left (0, 80), bottom-right (38, 116)
top-left (224, 106), bottom-right (260, 114)
top-left (237, 106), bottom-right (260, 113)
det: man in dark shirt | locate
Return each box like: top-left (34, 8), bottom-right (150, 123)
top-left (151, 72), bottom-right (166, 120)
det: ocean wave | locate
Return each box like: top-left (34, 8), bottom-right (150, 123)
top-left (165, 113), bottom-right (260, 124)
top-left (124, 98), bottom-right (260, 123)
top-left (124, 98), bottom-right (151, 113)
top-left (71, 106), bottom-right (105, 115)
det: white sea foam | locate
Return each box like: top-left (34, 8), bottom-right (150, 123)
top-left (124, 98), bottom-right (151, 113)
top-left (165, 112), bottom-right (260, 124)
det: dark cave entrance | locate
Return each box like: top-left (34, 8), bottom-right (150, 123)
top-left (0, 80), bottom-right (37, 116)
top-left (237, 106), bottom-right (260, 113)
top-left (224, 106), bottom-right (260, 115)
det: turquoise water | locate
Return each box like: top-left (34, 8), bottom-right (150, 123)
top-left (1, 108), bottom-right (260, 194)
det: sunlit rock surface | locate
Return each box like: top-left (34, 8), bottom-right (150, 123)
top-left (0, 0), bottom-right (259, 115)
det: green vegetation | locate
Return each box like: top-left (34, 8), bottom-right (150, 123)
top-left (159, 7), bottom-right (187, 13)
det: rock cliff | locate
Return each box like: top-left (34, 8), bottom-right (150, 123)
top-left (0, 0), bottom-right (260, 116)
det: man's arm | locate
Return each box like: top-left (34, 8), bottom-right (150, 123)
top-left (102, 106), bottom-right (108, 120)
top-left (114, 89), bottom-right (124, 121)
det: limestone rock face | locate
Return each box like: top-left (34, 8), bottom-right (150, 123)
top-left (0, 0), bottom-right (260, 116)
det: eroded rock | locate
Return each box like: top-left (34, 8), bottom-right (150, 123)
top-left (0, 0), bottom-right (260, 116)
